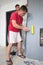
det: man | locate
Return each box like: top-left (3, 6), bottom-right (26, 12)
top-left (10, 4), bottom-right (20, 56)
top-left (15, 4), bottom-right (20, 11)
top-left (6, 5), bottom-right (29, 65)
top-left (10, 4), bottom-right (28, 56)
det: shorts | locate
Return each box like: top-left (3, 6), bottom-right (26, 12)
top-left (8, 31), bottom-right (22, 44)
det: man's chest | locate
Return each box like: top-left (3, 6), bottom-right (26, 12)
top-left (16, 16), bottom-right (23, 24)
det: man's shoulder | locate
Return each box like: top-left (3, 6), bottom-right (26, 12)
top-left (11, 12), bottom-right (18, 16)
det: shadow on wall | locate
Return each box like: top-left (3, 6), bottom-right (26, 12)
top-left (27, 13), bottom-right (33, 21)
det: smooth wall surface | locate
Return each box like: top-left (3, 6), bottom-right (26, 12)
top-left (26, 0), bottom-right (43, 60)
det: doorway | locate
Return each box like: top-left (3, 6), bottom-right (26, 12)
top-left (6, 10), bottom-right (15, 46)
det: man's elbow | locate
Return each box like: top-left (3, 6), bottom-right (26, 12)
top-left (12, 20), bottom-right (17, 28)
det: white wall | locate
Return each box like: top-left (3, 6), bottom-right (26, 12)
top-left (0, 0), bottom-right (27, 47)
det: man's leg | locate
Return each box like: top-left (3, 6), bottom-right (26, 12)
top-left (17, 41), bottom-right (22, 55)
top-left (6, 43), bottom-right (13, 65)
top-left (17, 41), bottom-right (26, 58)
top-left (10, 44), bottom-right (16, 56)
top-left (6, 43), bottom-right (12, 60)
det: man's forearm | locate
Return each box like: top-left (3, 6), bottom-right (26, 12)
top-left (13, 23), bottom-right (23, 29)
top-left (12, 20), bottom-right (23, 29)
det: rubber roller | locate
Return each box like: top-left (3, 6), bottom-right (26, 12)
top-left (31, 25), bottom-right (34, 34)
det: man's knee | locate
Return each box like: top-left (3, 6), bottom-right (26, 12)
top-left (8, 43), bottom-right (13, 47)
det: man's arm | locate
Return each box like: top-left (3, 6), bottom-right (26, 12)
top-left (12, 20), bottom-right (23, 29)
top-left (12, 20), bottom-right (29, 32)
top-left (24, 4), bottom-right (28, 7)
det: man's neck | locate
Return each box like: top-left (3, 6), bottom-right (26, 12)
top-left (18, 11), bottom-right (22, 17)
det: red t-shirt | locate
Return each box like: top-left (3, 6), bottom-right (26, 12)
top-left (8, 12), bottom-right (23, 32)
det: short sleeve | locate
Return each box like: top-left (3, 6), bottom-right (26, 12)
top-left (10, 12), bottom-right (17, 20)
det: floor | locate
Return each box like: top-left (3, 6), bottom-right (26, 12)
top-left (0, 47), bottom-right (43, 65)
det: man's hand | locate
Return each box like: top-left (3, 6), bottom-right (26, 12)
top-left (22, 26), bottom-right (30, 32)
top-left (25, 4), bottom-right (28, 7)
top-left (12, 20), bottom-right (30, 32)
